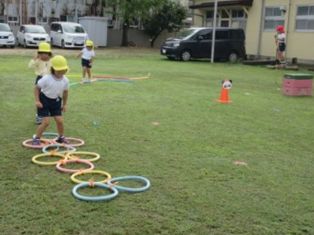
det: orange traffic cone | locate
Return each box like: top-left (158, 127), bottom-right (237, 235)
top-left (217, 88), bottom-right (232, 103)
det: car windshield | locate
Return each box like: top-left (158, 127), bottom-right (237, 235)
top-left (63, 24), bottom-right (85, 33)
top-left (25, 25), bottom-right (46, 33)
top-left (175, 28), bottom-right (198, 39)
top-left (0, 24), bottom-right (11, 32)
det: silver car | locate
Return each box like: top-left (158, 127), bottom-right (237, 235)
top-left (17, 24), bottom-right (50, 48)
top-left (0, 23), bottom-right (15, 48)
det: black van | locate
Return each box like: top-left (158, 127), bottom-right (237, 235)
top-left (160, 27), bottom-right (246, 62)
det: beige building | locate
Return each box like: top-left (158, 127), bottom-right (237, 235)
top-left (190, 0), bottom-right (314, 63)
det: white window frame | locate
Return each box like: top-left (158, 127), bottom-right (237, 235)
top-left (295, 5), bottom-right (314, 32)
top-left (231, 9), bottom-right (247, 30)
top-left (263, 6), bottom-right (285, 31)
top-left (7, 16), bottom-right (18, 23)
top-left (205, 10), bottom-right (214, 27)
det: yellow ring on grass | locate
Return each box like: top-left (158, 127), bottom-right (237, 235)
top-left (32, 152), bottom-right (67, 166)
top-left (66, 151), bottom-right (100, 162)
top-left (71, 170), bottom-right (112, 184)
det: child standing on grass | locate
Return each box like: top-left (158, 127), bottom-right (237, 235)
top-left (28, 42), bottom-right (52, 124)
top-left (77, 39), bottom-right (95, 83)
top-left (275, 25), bottom-right (286, 66)
top-left (32, 55), bottom-right (70, 145)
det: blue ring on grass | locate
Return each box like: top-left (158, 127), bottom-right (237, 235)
top-left (107, 176), bottom-right (151, 193)
top-left (72, 182), bottom-right (119, 202)
top-left (42, 143), bottom-right (76, 153)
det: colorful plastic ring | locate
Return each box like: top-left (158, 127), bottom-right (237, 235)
top-left (66, 151), bottom-right (100, 162)
top-left (42, 132), bottom-right (59, 139)
top-left (22, 138), bottom-right (52, 149)
top-left (42, 143), bottom-right (76, 154)
top-left (72, 182), bottom-right (119, 202)
top-left (107, 176), bottom-right (151, 193)
top-left (32, 152), bottom-right (67, 166)
top-left (56, 159), bottom-right (95, 173)
top-left (71, 170), bottom-right (112, 184)
top-left (52, 137), bottom-right (85, 147)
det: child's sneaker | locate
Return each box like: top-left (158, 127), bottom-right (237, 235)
top-left (32, 135), bottom-right (41, 145)
top-left (56, 136), bottom-right (69, 144)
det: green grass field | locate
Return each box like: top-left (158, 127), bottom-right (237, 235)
top-left (0, 48), bottom-right (314, 235)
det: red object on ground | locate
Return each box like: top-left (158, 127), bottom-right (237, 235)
top-left (282, 73), bottom-right (313, 96)
top-left (217, 88), bottom-right (232, 103)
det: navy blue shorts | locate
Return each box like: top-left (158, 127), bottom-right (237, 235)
top-left (81, 58), bottom-right (92, 68)
top-left (35, 75), bottom-right (43, 85)
top-left (37, 93), bottom-right (62, 117)
top-left (278, 43), bottom-right (286, 52)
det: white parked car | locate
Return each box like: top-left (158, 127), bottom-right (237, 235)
top-left (50, 22), bottom-right (88, 48)
top-left (17, 24), bottom-right (50, 47)
top-left (0, 23), bottom-right (15, 48)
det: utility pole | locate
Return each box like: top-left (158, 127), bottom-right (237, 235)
top-left (211, 0), bottom-right (218, 63)
top-left (35, 0), bottom-right (38, 24)
top-left (75, 0), bottom-right (78, 22)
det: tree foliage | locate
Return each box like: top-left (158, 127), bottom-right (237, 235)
top-left (105, 0), bottom-right (163, 46)
top-left (143, 0), bottom-right (187, 48)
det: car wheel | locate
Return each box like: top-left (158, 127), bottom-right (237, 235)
top-left (61, 40), bottom-right (65, 49)
top-left (228, 52), bottom-right (238, 63)
top-left (181, 50), bottom-right (191, 61)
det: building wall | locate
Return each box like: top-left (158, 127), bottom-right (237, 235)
top-left (258, 0), bottom-right (289, 59)
top-left (284, 0), bottom-right (314, 62)
top-left (250, 0), bottom-right (314, 62)
top-left (245, 0), bottom-right (263, 57)
top-left (191, 0), bottom-right (314, 63)
top-left (107, 29), bottom-right (174, 48)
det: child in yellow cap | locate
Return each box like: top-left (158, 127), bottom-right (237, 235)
top-left (32, 55), bottom-right (70, 145)
top-left (28, 42), bottom-right (52, 124)
top-left (77, 39), bottom-right (95, 83)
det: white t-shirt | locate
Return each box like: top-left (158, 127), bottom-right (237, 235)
top-left (277, 33), bottom-right (286, 43)
top-left (81, 47), bottom-right (95, 60)
top-left (37, 74), bottom-right (69, 99)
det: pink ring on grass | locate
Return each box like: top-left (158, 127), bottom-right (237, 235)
top-left (22, 138), bottom-right (52, 149)
top-left (56, 159), bottom-right (94, 173)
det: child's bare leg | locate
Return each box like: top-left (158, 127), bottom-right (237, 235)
top-left (87, 68), bottom-right (91, 79)
top-left (54, 116), bottom-right (64, 137)
top-left (35, 117), bottom-right (50, 138)
top-left (83, 67), bottom-right (87, 79)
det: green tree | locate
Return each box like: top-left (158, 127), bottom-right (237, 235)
top-left (105, 0), bottom-right (163, 47)
top-left (143, 0), bottom-right (187, 48)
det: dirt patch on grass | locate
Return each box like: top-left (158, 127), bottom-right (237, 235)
top-left (0, 47), bottom-right (158, 57)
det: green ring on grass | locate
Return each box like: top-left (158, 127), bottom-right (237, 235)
top-left (72, 182), bottom-right (119, 202)
top-left (42, 132), bottom-right (59, 139)
top-left (107, 176), bottom-right (151, 193)
top-left (42, 143), bottom-right (76, 154)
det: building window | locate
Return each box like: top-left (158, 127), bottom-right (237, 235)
top-left (296, 5), bottom-right (314, 31)
top-left (231, 9), bottom-right (246, 29)
top-left (264, 7), bottom-right (285, 31)
top-left (7, 16), bottom-right (18, 23)
top-left (206, 10), bottom-right (214, 27)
